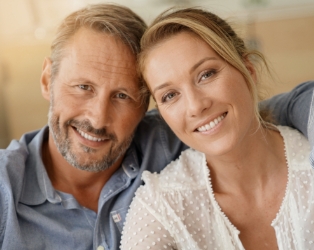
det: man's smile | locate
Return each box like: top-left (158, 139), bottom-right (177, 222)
top-left (76, 128), bottom-right (107, 142)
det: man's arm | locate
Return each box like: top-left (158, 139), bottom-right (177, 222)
top-left (259, 81), bottom-right (314, 138)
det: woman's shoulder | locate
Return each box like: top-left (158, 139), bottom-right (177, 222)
top-left (277, 125), bottom-right (311, 170)
top-left (138, 148), bottom-right (207, 195)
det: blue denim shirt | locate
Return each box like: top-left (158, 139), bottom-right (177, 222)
top-left (1, 81), bottom-right (313, 250)
top-left (0, 109), bottom-right (187, 250)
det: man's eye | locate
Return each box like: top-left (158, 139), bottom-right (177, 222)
top-left (116, 93), bottom-right (129, 99)
top-left (78, 85), bottom-right (92, 91)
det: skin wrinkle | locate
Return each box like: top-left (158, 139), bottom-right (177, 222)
top-left (45, 28), bottom-right (143, 173)
top-left (48, 104), bottom-right (134, 172)
top-left (73, 119), bottom-right (117, 137)
top-left (74, 39), bottom-right (136, 74)
top-left (83, 58), bottom-right (135, 75)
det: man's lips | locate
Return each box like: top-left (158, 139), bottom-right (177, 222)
top-left (76, 128), bottom-right (108, 142)
top-left (196, 112), bottom-right (227, 132)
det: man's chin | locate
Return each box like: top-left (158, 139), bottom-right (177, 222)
top-left (64, 153), bottom-right (108, 172)
top-left (64, 155), bottom-right (109, 172)
top-left (55, 132), bottom-right (133, 173)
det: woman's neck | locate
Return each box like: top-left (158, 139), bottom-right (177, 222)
top-left (207, 126), bottom-right (287, 196)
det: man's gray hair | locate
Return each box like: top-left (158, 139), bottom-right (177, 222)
top-left (50, 3), bottom-right (147, 82)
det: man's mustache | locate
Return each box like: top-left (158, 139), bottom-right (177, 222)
top-left (67, 119), bottom-right (117, 141)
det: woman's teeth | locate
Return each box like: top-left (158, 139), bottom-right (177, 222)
top-left (197, 113), bottom-right (226, 132)
top-left (77, 129), bottom-right (104, 142)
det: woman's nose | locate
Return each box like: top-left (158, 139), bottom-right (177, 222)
top-left (185, 89), bottom-right (212, 117)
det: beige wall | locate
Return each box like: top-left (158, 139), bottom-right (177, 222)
top-left (255, 15), bottom-right (314, 95)
top-left (0, 13), bottom-right (313, 147)
top-left (0, 43), bottom-right (50, 143)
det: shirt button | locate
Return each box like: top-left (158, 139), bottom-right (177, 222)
top-left (97, 246), bottom-right (105, 250)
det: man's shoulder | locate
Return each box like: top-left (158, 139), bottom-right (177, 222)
top-left (0, 128), bottom-right (44, 186)
top-left (0, 128), bottom-right (41, 163)
top-left (137, 109), bottom-right (164, 130)
top-left (126, 109), bottom-right (187, 174)
top-left (135, 109), bottom-right (179, 145)
top-left (133, 109), bottom-right (187, 163)
top-left (0, 134), bottom-right (32, 232)
top-left (0, 141), bottom-right (28, 176)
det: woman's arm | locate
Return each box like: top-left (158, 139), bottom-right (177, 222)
top-left (120, 196), bottom-right (176, 249)
top-left (259, 81), bottom-right (314, 138)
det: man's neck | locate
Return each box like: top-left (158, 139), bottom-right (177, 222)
top-left (41, 133), bottom-right (123, 212)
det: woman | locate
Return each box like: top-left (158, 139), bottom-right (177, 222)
top-left (120, 8), bottom-right (313, 250)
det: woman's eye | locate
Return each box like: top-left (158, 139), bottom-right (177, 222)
top-left (78, 85), bottom-right (92, 91)
top-left (200, 70), bottom-right (216, 81)
top-left (161, 92), bottom-right (177, 103)
top-left (116, 93), bottom-right (129, 99)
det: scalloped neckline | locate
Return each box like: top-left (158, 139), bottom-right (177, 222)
top-left (201, 126), bottom-right (290, 243)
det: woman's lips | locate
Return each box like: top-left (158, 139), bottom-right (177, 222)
top-left (196, 112), bottom-right (227, 132)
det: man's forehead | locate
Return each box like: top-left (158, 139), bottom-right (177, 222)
top-left (60, 28), bottom-right (137, 72)
top-left (65, 27), bottom-right (136, 61)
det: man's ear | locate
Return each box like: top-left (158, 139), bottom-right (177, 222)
top-left (41, 57), bottom-right (52, 101)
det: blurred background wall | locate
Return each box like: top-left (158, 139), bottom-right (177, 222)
top-left (0, 0), bottom-right (314, 148)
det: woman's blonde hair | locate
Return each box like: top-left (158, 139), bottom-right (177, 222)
top-left (139, 7), bottom-right (270, 124)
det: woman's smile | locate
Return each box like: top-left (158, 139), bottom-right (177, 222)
top-left (196, 112), bottom-right (227, 132)
top-left (144, 32), bottom-right (257, 157)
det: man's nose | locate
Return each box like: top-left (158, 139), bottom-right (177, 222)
top-left (87, 97), bottom-right (112, 130)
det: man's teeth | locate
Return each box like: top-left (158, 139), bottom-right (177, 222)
top-left (197, 114), bottom-right (226, 132)
top-left (77, 129), bottom-right (104, 142)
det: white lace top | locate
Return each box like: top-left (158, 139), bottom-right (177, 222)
top-left (121, 126), bottom-right (313, 250)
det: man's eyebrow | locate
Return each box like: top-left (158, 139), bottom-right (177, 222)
top-left (152, 57), bottom-right (218, 95)
top-left (67, 78), bottom-right (94, 85)
top-left (189, 57), bottom-right (218, 74)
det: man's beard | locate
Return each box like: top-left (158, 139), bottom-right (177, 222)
top-left (48, 105), bottom-right (134, 172)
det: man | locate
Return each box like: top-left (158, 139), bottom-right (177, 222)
top-left (0, 4), bottom-right (186, 250)
top-left (0, 3), bottom-right (313, 250)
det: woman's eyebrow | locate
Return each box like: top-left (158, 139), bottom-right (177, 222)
top-left (152, 82), bottom-right (170, 96)
top-left (189, 57), bottom-right (218, 74)
top-left (152, 57), bottom-right (218, 95)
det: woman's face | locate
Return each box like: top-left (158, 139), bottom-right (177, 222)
top-left (144, 32), bottom-right (258, 157)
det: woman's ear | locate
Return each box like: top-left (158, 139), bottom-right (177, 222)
top-left (245, 59), bottom-right (257, 83)
top-left (41, 57), bottom-right (52, 101)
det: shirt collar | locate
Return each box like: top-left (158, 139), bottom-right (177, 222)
top-left (121, 141), bottom-right (140, 179)
top-left (20, 126), bottom-right (62, 205)
top-left (19, 126), bottom-right (141, 205)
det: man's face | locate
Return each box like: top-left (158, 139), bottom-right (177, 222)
top-left (45, 27), bottom-right (145, 172)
